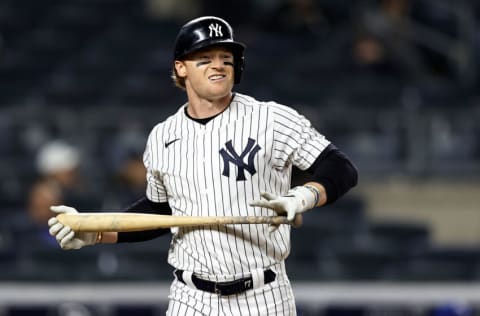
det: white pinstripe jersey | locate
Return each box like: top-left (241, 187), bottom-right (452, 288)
top-left (143, 93), bottom-right (330, 281)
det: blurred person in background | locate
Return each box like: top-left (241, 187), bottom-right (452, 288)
top-left (102, 154), bottom-right (147, 210)
top-left (27, 141), bottom-right (97, 244)
top-left (353, 0), bottom-right (462, 80)
top-left (257, 0), bottom-right (328, 37)
top-left (101, 127), bottom-right (148, 209)
top-left (352, 0), bottom-right (427, 77)
top-left (350, 32), bottom-right (404, 75)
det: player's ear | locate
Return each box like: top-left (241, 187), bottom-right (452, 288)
top-left (174, 60), bottom-right (187, 78)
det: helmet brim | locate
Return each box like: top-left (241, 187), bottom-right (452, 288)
top-left (175, 40), bottom-right (245, 60)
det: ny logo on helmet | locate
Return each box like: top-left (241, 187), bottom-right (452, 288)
top-left (220, 138), bottom-right (261, 181)
top-left (209, 23), bottom-right (223, 37)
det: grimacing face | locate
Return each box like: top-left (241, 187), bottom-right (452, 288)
top-left (175, 46), bottom-right (235, 101)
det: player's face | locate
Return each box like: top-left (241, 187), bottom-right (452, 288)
top-left (176, 46), bottom-right (235, 101)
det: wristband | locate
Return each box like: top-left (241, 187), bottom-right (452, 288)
top-left (304, 184), bottom-right (320, 207)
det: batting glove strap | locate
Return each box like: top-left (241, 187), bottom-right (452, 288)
top-left (302, 185), bottom-right (320, 207)
top-left (288, 185), bottom-right (318, 211)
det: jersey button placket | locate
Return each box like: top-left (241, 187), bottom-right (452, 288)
top-left (197, 128), bottom-right (208, 198)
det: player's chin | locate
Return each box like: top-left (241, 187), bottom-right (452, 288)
top-left (208, 78), bottom-right (232, 88)
top-left (205, 91), bottom-right (231, 102)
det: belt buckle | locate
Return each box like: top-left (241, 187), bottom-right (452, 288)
top-left (213, 279), bottom-right (237, 296)
top-left (213, 283), bottom-right (222, 295)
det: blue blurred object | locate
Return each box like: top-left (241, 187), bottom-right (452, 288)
top-left (431, 302), bottom-right (474, 316)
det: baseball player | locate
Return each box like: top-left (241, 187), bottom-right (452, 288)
top-left (48, 16), bottom-right (358, 315)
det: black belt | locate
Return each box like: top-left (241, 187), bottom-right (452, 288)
top-left (175, 269), bottom-right (276, 296)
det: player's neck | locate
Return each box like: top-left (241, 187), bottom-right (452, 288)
top-left (186, 92), bottom-right (233, 119)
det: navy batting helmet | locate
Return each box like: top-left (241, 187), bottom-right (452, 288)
top-left (173, 16), bottom-right (245, 84)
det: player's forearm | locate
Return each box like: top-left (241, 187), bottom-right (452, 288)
top-left (116, 196), bottom-right (172, 243)
top-left (100, 232), bottom-right (118, 244)
top-left (98, 231), bottom-right (168, 244)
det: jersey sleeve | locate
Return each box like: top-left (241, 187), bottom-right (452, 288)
top-left (143, 126), bottom-right (168, 203)
top-left (271, 103), bottom-right (330, 170)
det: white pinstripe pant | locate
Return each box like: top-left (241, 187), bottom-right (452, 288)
top-left (166, 264), bottom-right (297, 316)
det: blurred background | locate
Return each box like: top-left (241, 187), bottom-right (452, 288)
top-left (1, 0), bottom-right (480, 315)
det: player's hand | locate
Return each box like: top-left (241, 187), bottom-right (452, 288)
top-left (48, 205), bottom-right (99, 250)
top-left (249, 186), bottom-right (318, 221)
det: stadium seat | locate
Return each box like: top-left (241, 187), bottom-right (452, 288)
top-left (366, 221), bottom-right (431, 256)
top-left (383, 246), bottom-right (480, 281)
top-left (7, 306), bottom-right (51, 316)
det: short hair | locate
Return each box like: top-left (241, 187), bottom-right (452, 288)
top-left (171, 66), bottom-right (186, 90)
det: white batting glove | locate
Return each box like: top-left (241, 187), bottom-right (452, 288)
top-left (249, 186), bottom-right (319, 221)
top-left (48, 205), bottom-right (99, 250)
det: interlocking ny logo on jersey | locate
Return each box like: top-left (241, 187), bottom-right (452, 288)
top-left (209, 23), bottom-right (223, 37)
top-left (220, 138), bottom-right (261, 181)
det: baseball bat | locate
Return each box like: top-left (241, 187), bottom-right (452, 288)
top-left (56, 212), bottom-right (302, 232)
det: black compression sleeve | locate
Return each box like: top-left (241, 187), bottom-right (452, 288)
top-left (117, 196), bottom-right (172, 243)
top-left (307, 144), bottom-right (358, 204)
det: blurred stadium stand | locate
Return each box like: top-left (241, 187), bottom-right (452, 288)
top-left (1, 0), bottom-right (480, 314)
